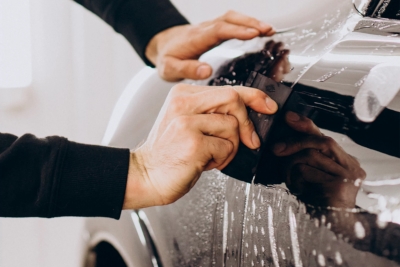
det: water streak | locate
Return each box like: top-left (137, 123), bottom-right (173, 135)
top-left (268, 205), bottom-right (280, 267)
top-left (223, 200), bottom-right (229, 265)
top-left (313, 67), bottom-right (347, 82)
top-left (289, 206), bottom-right (303, 267)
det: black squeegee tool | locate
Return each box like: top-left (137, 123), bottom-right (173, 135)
top-left (221, 71), bottom-right (310, 185)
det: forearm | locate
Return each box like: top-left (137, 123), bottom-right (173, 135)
top-left (72, 0), bottom-right (189, 66)
top-left (0, 132), bottom-right (129, 219)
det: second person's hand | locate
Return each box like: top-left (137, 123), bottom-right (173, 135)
top-left (145, 10), bottom-right (275, 81)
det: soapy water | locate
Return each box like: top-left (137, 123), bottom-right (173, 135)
top-left (150, 171), bottom-right (400, 266)
top-left (145, 2), bottom-right (400, 266)
top-left (217, 176), bottom-right (400, 266)
top-left (313, 67), bottom-right (347, 82)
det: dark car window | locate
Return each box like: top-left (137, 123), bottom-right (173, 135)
top-left (355, 0), bottom-right (400, 19)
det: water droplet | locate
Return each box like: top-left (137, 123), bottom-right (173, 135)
top-left (354, 221), bottom-right (366, 239)
top-left (289, 206), bottom-right (303, 267)
top-left (335, 251), bottom-right (343, 265)
top-left (354, 178), bottom-right (362, 187)
top-left (318, 254), bottom-right (326, 266)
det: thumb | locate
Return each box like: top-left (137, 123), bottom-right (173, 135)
top-left (159, 56), bottom-right (213, 81)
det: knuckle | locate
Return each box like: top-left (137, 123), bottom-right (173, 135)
top-left (170, 83), bottom-right (187, 95)
top-left (321, 136), bottom-right (336, 150)
top-left (188, 136), bottom-right (202, 151)
top-left (222, 140), bottom-right (234, 154)
top-left (213, 21), bottom-right (225, 33)
top-left (305, 148), bottom-right (318, 158)
top-left (169, 95), bottom-right (187, 112)
top-left (159, 58), bottom-right (173, 78)
top-left (224, 87), bottom-right (240, 102)
top-left (243, 117), bottom-right (252, 127)
top-left (171, 115), bottom-right (191, 131)
top-left (253, 88), bottom-right (267, 99)
top-left (224, 10), bottom-right (236, 17)
top-left (225, 115), bottom-right (239, 129)
top-left (294, 140), bottom-right (304, 151)
top-left (189, 26), bottom-right (201, 37)
top-left (355, 168), bottom-right (367, 180)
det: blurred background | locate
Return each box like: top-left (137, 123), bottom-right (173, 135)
top-left (0, 0), bottom-right (336, 266)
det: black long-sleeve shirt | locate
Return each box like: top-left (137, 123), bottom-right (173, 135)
top-left (0, 0), bottom-right (188, 219)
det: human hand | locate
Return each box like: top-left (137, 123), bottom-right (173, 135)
top-left (273, 112), bottom-right (366, 208)
top-left (123, 84), bottom-right (278, 209)
top-left (145, 10), bottom-right (275, 81)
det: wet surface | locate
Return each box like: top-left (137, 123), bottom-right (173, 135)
top-left (145, 1), bottom-right (400, 266)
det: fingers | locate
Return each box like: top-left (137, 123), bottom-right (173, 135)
top-left (284, 111), bottom-right (322, 136)
top-left (198, 21), bottom-right (263, 50)
top-left (169, 84), bottom-right (277, 150)
top-left (170, 84), bottom-right (277, 114)
top-left (189, 113), bottom-right (239, 154)
top-left (203, 135), bottom-right (235, 171)
top-left (159, 57), bottom-right (213, 81)
top-left (173, 114), bottom-right (239, 170)
top-left (170, 114), bottom-right (239, 171)
top-left (149, 10), bottom-right (276, 81)
top-left (233, 86), bottom-right (278, 113)
top-left (194, 87), bottom-right (260, 149)
top-left (221, 10), bottom-right (275, 36)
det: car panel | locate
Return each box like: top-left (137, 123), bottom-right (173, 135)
top-left (87, 1), bottom-right (400, 266)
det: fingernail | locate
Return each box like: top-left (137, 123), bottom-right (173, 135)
top-left (197, 65), bottom-right (211, 79)
top-left (246, 28), bottom-right (259, 34)
top-left (273, 142), bottom-right (286, 154)
top-left (252, 131), bottom-right (261, 148)
top-left (286, 111), bottom-right (300, 121)
top-left (266, 97), bottom-right (278, 112)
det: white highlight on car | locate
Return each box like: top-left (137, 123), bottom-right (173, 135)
top-left (354, 63), bottom-right (400, 122)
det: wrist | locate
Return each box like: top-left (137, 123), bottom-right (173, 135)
top-left (145, 30), bottom-right (166, 66)
top-left (123, 151), bottom-right (161, 209)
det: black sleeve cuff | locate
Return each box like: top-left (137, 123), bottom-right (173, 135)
top-left (113, 0), bottom-right (189, 66)
top-left (74, 0), bottom-right (189, 67)
top-left (50, 141), bottom-right (130, 219)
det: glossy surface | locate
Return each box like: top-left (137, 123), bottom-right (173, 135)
top-left (102, 1), bottom-right (400, 266)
